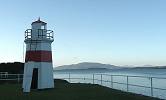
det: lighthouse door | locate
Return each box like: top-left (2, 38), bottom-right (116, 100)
top-left (31, 68), bottom-right (38, 89)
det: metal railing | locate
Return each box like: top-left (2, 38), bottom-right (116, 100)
top-left (0, 74), bottom-right (23, 83)
top-left (54, 73), bottom-right (166, 99)
top-left (0, 73), bottom-right (166, 99)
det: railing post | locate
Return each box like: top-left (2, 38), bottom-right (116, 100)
top-left (17, 74), bottom-right (20, 83)
top-left (111, 75), bottom-right (113, 88)
top-left (69, 73), bottom-right (71, 83)
top-left (101, 74), bottom-right (102, 85)
top-left (6, 73), bottom-right (8, 78)
top-left (93, 74), bottom-right (94, 84)
top-left (127, 76), bottom-right (129, 92)
top-left (150, 77), bottom-right (153, 96)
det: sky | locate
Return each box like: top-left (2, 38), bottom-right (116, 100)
top-left (0, 0), bottom-right (166, 67)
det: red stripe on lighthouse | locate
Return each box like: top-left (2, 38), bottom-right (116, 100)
top-left (25, 51), bottom-right (52, 62)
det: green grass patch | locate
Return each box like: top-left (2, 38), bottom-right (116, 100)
top-left (0, 79), bottom-right (160, 100)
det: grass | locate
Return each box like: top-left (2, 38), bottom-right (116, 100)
top-left (0, 79), bottom-right (160, 100)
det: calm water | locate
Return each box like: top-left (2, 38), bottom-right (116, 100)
top-left (54, 68), bottom-right (166, 100)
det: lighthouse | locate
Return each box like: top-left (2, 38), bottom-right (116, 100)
top-left (23, 18), bottom-right (54, 92)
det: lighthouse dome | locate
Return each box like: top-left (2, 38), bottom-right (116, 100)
top-left (32, 18), bottom-right (47, 25)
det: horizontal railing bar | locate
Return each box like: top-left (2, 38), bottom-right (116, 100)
top-left (128, 83), bottom-right (151, 89)
top-left (0, 74), bottom-right (23, 75)
top-left (94, 74), bottom-right (150, 78)
top-left (0, 78), bottom-right (23, 80)
top-left (94, 73), bottom-right (166, 79)
top-left (153, 87), bottom-right (166, 91)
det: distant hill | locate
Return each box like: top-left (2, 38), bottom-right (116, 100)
top-left (54, 62), bottom-right (121, 70)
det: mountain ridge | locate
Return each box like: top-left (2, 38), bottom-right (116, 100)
top-left (54, 62), bottom-right (166, 70)
top-left (54, 62), bottom-right (121, 70)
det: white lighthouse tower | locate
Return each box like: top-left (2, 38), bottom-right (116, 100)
top-left (23, 18), bottom-right (54, 92)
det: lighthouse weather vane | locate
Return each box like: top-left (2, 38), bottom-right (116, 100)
top-left (22, 18), bottom-right (54, 92)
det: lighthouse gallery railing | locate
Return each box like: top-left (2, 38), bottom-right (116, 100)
top-left (25, 29), bottom-right (54, 40)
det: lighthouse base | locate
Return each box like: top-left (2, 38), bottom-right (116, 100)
top-left (22, 62), bottom-right (54, 92)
